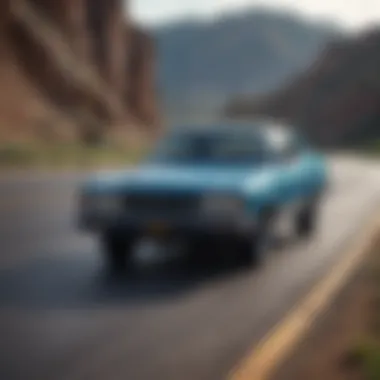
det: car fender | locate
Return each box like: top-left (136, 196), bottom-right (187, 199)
top-left (242, 172), bottom-right (283, 217)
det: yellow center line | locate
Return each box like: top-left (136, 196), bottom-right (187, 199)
top-left (230, 212), bottom-right (380, 380)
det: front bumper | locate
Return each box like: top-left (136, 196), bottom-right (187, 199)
top-left (79, 212), bottom-right (257, 239)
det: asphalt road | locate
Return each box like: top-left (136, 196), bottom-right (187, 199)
top-left (0, 156), bottom-right (379, 380)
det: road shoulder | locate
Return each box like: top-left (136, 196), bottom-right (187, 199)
top-left (272, 234), bottom-right (380, 380)
top-left (230, 210), bottom-right (380, 380)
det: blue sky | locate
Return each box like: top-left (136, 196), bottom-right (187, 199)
top-left (130, 0), bottom-right (380, 30)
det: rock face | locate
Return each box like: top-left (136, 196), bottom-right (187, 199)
top-left (87, 0), bottom-right (128, 96)
top-left (29, 0), bottom-right (89, 56)
top-left (0, 0), bottom-right (158, 143)
top-left (128, 27), bottom-right (158, 126)
top-left (0, 1), bottom-right (10, 29)
top-left (225, 29), bottom-right (380, 146)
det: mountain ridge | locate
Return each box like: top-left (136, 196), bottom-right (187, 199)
top-left (153, 8), bottom-right (343, 122)
top-left (225, 27), bottom-right (380, 146)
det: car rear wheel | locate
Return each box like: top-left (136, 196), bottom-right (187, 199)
top-left (101, 231), bottom-right (136, 273)
top-left (295, 200), bottom-right (319, 239)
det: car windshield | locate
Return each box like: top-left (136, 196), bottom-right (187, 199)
top-left (149, 128), bottom-right (266, 165)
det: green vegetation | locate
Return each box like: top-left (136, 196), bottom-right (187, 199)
top-left (351, 140), bottom-right (380, 158)
top-left (346, 237), bottom-right (380, 380)
top-left (348, 338), bottom-right (380, 380)
top-left (367, 140), bottom-right (380, 155)
top-left (335, 139), bottom-right (380, 158)
top-left (0, 142), bottom-right (147, 170)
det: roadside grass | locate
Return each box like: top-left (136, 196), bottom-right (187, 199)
top-left (0, 142), bottom-right (148, 170)
top-left (363, 140), bottom-right (380, 157)
top-left (346, 236), bottom-right (380, 380)
top-left (351, 140), bottom-right (380, 158)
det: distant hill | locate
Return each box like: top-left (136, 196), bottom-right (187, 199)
top-left (153, 9), bottom-right (342, 122)
top-left (225, 28), bottom-right (380, 147)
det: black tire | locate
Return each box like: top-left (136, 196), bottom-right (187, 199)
top-left (185, 238), bottom-right (214, 267)
top-left (101, 231), bottom-right (136, 273)
top-left (295, 201), bottom-right (318, 239)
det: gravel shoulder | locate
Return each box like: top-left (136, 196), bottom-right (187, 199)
top-left (272, 234), bottom-right (380, 380)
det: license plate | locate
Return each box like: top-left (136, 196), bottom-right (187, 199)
top-left (147, 221), bottom-right (170, 236)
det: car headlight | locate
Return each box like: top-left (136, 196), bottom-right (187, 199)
top-left (200, 195), bottom-right (243, 218)
top-left (82, 193), bottom-right (123, 216)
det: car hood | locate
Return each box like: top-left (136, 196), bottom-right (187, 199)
top-left (84, 164), bottom-right (269, 195)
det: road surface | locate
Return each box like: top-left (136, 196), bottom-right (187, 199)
top-left (0, 156), bottom-right (379, 380)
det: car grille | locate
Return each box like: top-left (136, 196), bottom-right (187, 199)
top-left (125, 193), bottom-right (199, 218)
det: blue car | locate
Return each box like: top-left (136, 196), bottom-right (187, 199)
top-left (79, 120), bottom-right (328, 270)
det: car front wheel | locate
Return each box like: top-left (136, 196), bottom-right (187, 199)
top-left (237, 212), bottom-right (273, 268)
top-left (101, 231), bottom-right (136, 273)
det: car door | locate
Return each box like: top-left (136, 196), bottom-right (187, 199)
top-left (277, 132), bottom-right (325, 211)
top-left (266, 129), bottom-right (316, 234)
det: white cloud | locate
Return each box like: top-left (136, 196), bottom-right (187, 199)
top-left (131, 0), bottom-right (380, 30)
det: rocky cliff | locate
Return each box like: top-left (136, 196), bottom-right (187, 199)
top-left (0, 0), bottom-right (158, 143)
top-left (225, 29), bottom-right (380, 146)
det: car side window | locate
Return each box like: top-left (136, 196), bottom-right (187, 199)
top-left (266, 128), bottom-right (302, 163)
top-left (279, 137), bottom-right (302, 162)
